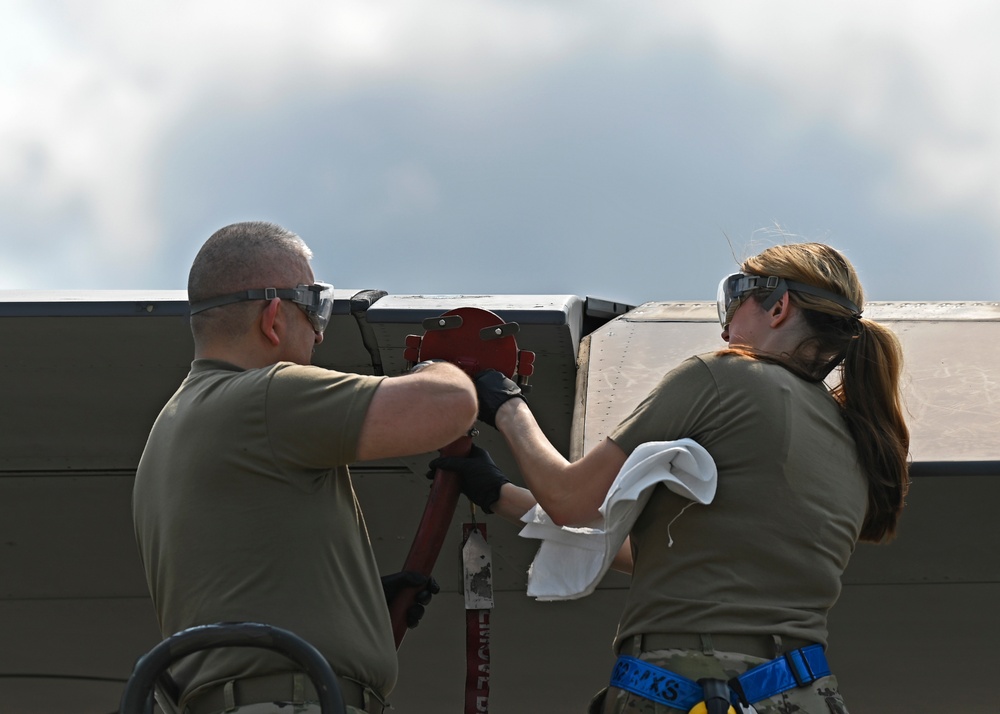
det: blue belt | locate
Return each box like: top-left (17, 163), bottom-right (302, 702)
top-left (610, 644), bottom-right (830, 710)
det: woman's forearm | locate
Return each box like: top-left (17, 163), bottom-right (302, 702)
top-left (494, 399), bottom-right (626, 526)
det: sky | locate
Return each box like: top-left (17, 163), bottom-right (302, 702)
top-left (2, 0), bottom-right (999, 307)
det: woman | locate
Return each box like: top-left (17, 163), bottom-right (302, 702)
top-left (468, 243), bottom-right (909, 714)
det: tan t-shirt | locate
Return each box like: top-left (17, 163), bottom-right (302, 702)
top-left (609, 352), bottom-right (867, 651)
top-left (133, 359), bottom-right (391, 701)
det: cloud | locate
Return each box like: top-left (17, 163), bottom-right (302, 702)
top-left (0, 1), bottom-right (997, 297)
top-left (673, 2), bottom-right (1000, 222)
top-left (0, 1), bottom-right (589, 283)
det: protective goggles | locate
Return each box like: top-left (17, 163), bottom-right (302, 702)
top-left (189, 282), bottom-right (335, 334)
top-left (717, 273), bottom-right (860, 328)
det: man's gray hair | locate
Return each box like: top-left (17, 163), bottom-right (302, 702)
top-left (188, 221), bottom-right (314, 340)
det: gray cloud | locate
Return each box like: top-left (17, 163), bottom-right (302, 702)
top-left (2, 2), bottom-right (998, 301)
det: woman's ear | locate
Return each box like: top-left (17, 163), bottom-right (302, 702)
top-left (259, 298), bottom-right (282, 346)
top-left (769, 292), bottom-right (793, 327)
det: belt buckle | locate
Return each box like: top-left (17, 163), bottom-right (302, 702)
top-left (783, 649), bottom-right (815, 687)
top-left (687, 679), bottom-right (736, 714)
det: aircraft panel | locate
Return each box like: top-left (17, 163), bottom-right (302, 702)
top-left (575, 300), bottom-right (1000, 465)
top-left (828, 582), bottom-right (1000, 713)
top-left (364, 294), bottom-right (588, 457)
top-left (0, 473), bottom-right (145, 600)
top-left (569, 299), bottom-right (1000, 713)
top-left (0, 597), bottom-right (159, 714)
top-left (0, 315), bottom-right (191, 471)
top-left (841, 473), bottom-right (1000, 585)
top-left (2, 294), bottom-right (997, 712)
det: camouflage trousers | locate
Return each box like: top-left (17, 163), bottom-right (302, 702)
top-left (589, 648), bottom-right (849, 714)
top-left (204, 704), bottom-right (367, 714)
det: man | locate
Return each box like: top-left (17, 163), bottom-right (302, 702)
top-left (132, 221), bottom-right (478, 714)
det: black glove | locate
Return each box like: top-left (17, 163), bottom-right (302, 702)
top-left (428, 444), bottom-right (511, 514)
top-left (381, 571), bottom-right (440, 629)
top-left (474, 370), bottom-right (525, 428)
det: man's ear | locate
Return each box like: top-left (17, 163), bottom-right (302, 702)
top-left (259, 298), bottom-right (282, 346)
top-left (769, 292), bottom-right (793, 327)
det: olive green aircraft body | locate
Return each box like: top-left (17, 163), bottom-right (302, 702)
top-left (1, 292), bottom-right (997, 713)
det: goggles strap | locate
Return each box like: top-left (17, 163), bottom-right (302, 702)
top-left (758, 278), bottom-right (788, 312)
top-left (751, 276), bottom-right (860, 318)
top-left (190, 286), bottom-right (329, 316)
top-left (188, 288), bottom-right (291, 315)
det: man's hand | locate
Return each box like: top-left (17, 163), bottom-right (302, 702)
top-left (380, 571), bottom-right (440, 629)
top-left (473, 370), bottom-right (525, 428)
top-left (428, 444), bottom-right (511, 514)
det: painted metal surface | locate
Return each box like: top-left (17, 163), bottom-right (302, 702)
top-left (570, 300), bottom-right (1000, 713)
top-left (575, 301), bottom-right (1000, 465)
top-left (0, 295), bottom-right (997, 713)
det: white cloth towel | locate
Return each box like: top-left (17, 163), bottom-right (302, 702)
top-left (518, 438), bottom-right (718, 601)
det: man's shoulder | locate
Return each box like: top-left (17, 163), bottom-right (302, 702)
top-left (191, 360), bottom-right (379, 384)
top-left (266, 362), bottom-right (387, 396)
top-left (269, 361), bottom-right (384, 382)
top-left (189, 357), bottom-right (243, 374)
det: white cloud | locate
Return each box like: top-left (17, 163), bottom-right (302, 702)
top-left (653, 2), bottom-right (1000, 221)
top-left (1, 0), bottom-right (998, 290)
top-left (0, 1), bottom-right (588, 273)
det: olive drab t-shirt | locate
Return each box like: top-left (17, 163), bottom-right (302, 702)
top-left (132, 359), bottom-right (391, 702)
top-left (609, 352), bottom-right (867, 651)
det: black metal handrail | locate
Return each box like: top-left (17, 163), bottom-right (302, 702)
top-left (119, 622), bottom-right (345, 714)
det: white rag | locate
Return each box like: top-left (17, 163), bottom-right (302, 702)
top-left (518, 438), bottom-right (717, 601)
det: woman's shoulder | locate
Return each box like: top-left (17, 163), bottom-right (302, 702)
top-left (692, 349), bottom-right (760, 373)
top-left (697, 351), bottom-right (822, 398)
top-left (693, 350), bottom-right (796, 386)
